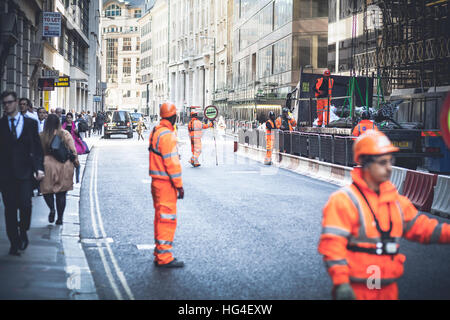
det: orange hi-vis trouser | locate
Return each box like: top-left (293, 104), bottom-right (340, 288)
top-left (152, 179), bottom-right (178, 264)
top-left (190, 138), bottom-right (202, 166)
top-left (265, 131), bottom-right (274, 163)
top-left (317, 98), bottom-right (330, 126)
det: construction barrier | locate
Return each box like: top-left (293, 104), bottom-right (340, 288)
top-left (402, 170), bottom-right (438, 212)
top-left (431, 175), bottom-right (450, 218)
top-left (390, 166), bottom-right (408, 195)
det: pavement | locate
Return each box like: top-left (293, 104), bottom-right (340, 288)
top-left (0, 133), bottom-right (101, 300)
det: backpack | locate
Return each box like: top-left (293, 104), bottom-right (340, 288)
top-left (78, 119), bottom-right (88, 132)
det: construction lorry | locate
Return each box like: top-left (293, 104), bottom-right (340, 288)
top-left (284, 72), bottom-right (449, 173)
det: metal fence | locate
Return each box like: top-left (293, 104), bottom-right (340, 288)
top-left (238, 129), bottom-right (356, 167)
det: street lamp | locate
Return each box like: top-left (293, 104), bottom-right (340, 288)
top-left (200, 36), bottom-right (216, 104)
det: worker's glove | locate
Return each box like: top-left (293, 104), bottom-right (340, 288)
top-left (177, 187), bottom-right (184, 199)
top-left (333, 283), bottom-right (356, 300)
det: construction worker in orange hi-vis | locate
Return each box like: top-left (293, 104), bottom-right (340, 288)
top-left (318, 130), bottom-right (450, 300)
top-left (149, 102), bottom-right (185, 268)
top-left (264, 111), bottom-right (276, 165)
top-left (188, 109), bottom-right (213, 167)
top-left (314, 69), bottom-right (334, 127)
top-left (275, 108), bottom-right (297, 132)
top-left (352, 110), bottom-right (378, 137)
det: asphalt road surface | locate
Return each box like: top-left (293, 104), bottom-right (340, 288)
top-left (79, 125), bottom-right (450, 300)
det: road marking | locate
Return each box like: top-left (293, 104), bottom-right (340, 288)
top-left (89, 152), bottom-right (123, 300)
top-left (229, 171), bottom-right (260, 174)
top-left (136, 244), bottom-right (155, 250)
top-left (81, 237), bottom-right (114, 245)
top-left (93, 153), bottom-right (135, 300)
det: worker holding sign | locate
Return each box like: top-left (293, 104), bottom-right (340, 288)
top-left (188, 106), bottom-right (215, 167)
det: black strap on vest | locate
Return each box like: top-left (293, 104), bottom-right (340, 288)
top-left (148, 127), bottom-right (162, 156)
top-left (352, 183), bottom-right (393, 239)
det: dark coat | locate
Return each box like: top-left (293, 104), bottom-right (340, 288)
top-left (0, 115), bottom-right (44, 189)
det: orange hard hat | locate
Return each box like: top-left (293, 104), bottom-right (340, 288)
top-left (324, 69), bottom-right (331, 76)
top-left (353, 130), bottom-right (399, 164)
top-left (160, 102), bottom-right (176, 118)
top-left (190, 110), bottom-right (198, 117)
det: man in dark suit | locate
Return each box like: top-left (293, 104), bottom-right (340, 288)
top-left (0, 91), bottom-right (44, 256)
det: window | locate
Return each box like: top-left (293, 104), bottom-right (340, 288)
top-left (123, 58), bottom-right (131, 76)
top-left (259, 45), bottom-right (273, 79)
top-left (273, 37), bottom-right (291, 74)
top-left (318, 36), bottom-right (328, 68)
top-left (298, 0), bottom-right (328, 18)
top-left (123, 38), bottom-right (132, 51)
top-left (136, 39), bottom-right (140, 51)
top-left (134, 9), bottom-right (142, 18)
top-left (274, 0), bottom-right (293, 30)
top-left (259, 3), bottom-right (273, 39)
top-left (106, 38), bottom-right (118, 83)
top-left (136, 58), bottom-right (140, 73)
top-left (105, 4), bottom-right (121, 17)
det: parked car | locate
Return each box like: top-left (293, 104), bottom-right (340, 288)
top-left (104, 110), bottom-right (133, 139)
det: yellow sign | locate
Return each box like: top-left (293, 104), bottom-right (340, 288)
top-left (55, 76), bottom-right (70, 87)
top-left (44, 91), bottom-right (49, 111)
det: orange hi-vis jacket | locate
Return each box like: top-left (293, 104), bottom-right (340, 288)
top-left (319, 167), bottom-right (450, 286)
top-left (275, 116), bottom-right (296, 131)
top-left (148, 119), bottom-right (183, 188)
top-left (352, 119), bottom-right (378, 137)
top-left (188, 117), bottom-right (212, 139)
top-left (315, 77), bottom-right (334, 99)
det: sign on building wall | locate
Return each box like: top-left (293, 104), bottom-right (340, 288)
top-left (55, 77), bottom-right (70, 87)
top-left (38, 78), bottom-right (55, 91)
top-left (43, 12), bottom-right (62, 37)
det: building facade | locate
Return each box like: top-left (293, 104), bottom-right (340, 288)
top-left (167, 0), bottom-right (229, 121)
top-left (229, 0), bottom-right (328, 121)
top-left (138, 5), bottom-right (153, 116)
top-left (150, 0), bottom-right (168, 116)
top-left (0, 0), bottom-right (102, 114)
top-left (101, 0), bottom-right (144, 111)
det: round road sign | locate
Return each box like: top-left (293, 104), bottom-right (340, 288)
top-left (204, 105), bottom-right (218, 121)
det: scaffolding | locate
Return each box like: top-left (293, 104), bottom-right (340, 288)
top-left (356, 0), bottom-right (450, 94)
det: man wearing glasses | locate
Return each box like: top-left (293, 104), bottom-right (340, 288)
top-left (0, 91), bottom-right (44, 256)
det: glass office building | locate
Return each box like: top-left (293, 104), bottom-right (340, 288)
top-left (228, 0), bottom-right (328, 121)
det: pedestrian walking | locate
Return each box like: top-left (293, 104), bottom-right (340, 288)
top-left (136, 117), bottom-right (144, 141)
top-left (19, 98), bottom-right (39, 129)
top-left (92, 112), bottom-right (97, 135)
top-left (86, 111), bottom-right (93, 137)
top-left (149, 102), bottom-right (184, 268)
top-left (318, 130), bottom-right (450, 300)
top-left (97, 112), bottom-right (105, 136)
top-left (0, 91), bottom-right (44, 256)
top-left (39, 114), bottom-right (79, 225)
top-left (37, 107), bottom-right (46, 133)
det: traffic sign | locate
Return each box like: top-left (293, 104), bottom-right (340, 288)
top-left (204, 105), bottom-right (218, 121)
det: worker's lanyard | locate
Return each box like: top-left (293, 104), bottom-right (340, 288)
top-left (352, 183), bottom-right (393, 239)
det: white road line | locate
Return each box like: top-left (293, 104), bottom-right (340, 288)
top-left (136, 244), bottom-right (155, 250)
top-left (89, 152), bottom-right (123, 300)
top-left (94, 153), bottom-right (135, 300)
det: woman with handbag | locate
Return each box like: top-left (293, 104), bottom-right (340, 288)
top-left (40, 114), bottom-right (79, 225)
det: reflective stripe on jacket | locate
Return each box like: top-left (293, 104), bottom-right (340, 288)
top-left (188, 118), bottom-right (211, 139)
top-left (315, 77), bottom-right (334, 98)
top-left (318, 167), bottom-right (450, 286)
top-left (352, 120), bottom-right (378, 137)
top-left (149, 119), bottom-right (183, 188)
top-left (275, 116), bottom-right (296, 131)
